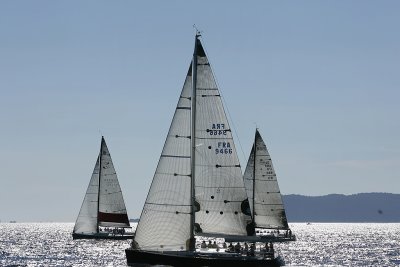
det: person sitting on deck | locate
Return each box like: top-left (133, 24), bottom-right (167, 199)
top-left (243, 242), bottom-right (249, 255)
top-left (234, 242), bottom-right (241, 253)
top-left (249, 243), bottom-right (256, 257)
top-left (227, 243), bottom-right (234, 252)
top-left (222, 242), bottom-right (227, 249)
top-left (212, 241), bottom-right (218, 248)
top-left (207, 241), bottom-right (213, 248)
top-left (201, 241), bottom-right (207, 249)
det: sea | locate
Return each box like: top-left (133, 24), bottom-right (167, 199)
top-left (0, 222), bottom-right (399, 266)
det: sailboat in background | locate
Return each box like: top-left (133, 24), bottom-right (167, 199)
top-left (243, 129), bottom-right (295, 242)
top-left (72, 136), bottom-right (133, 240)
top-left (125, 34), bottom-right (284, 266)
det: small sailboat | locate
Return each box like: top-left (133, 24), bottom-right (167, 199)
top-left (125, 34), bottom-right (284, 266)
top-left (72, 136), bottom-right (133, 240)
top-left (242, 129), bottom-right (295, 242)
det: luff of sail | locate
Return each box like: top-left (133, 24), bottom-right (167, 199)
top-left (133, 65), bottom-right (193, 251)
top-left (243, 130), bottom-right (289, 229)
top-left (193, 38), bottom-right (250, 236)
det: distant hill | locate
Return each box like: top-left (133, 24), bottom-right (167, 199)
top-left (283, 193), bottom-right (400, 222)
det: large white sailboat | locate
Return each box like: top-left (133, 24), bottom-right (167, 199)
top-left (125, 34), bottom-right (284, 266)
top-left (73, 136), bottom-right (133, 240)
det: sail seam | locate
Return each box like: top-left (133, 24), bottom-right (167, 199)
top-left (161, 155), bottom-right (190, 159)
top-left (201, 94), bottom-right (220, 97)
top-left (195, 185), bottom-right (245, 189)
top-left (156, 172), bottom-right (191, 177)
top-left (145, 202), bottom-right (192, 207)
top-left (197, 88), bottom-right (218, 90)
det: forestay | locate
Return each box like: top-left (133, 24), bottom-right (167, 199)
top-left (243, 130), bottom-right (289, 229)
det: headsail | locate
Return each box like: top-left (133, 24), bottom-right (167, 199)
top-left (243, 129), bottom-right (289, 229)
top-left (193, 38), bottom-right (250, 236)
top-left (73, 156), bottom-right (100, 234)
top-left (134, 65), bottom-right (193, 251)
top-left (98, 137), bottom-right (130, 227)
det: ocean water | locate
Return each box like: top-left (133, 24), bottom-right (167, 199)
top-left (0, 222), bottom-right (399, 266)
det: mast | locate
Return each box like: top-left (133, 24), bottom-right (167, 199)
top-left (97, 136), bottom-right (104, 234)
top-left (189, 32), bottom-right (200, 250)
top-left (252, 130), bottom-right (257, 226)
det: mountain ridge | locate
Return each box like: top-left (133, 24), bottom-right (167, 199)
top-left (283, 192), bottom-right (400, 222)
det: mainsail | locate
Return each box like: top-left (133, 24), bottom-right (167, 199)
top-left (134, 36), bottom-right (250, 251)
top-left (193, 39), bottom-right (249, 236)
top-left (243, 129), bottom-right (289, 229)
top-left (73, 137), bottom-right (130, 235)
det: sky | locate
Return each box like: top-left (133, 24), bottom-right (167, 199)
top-left (0, 1), bottom-right (399, 222)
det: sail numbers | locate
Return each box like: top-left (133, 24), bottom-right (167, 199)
top-left (216, 141), bottom-right (232, 154)
top-left (208, 123), bottom-right (227, 136)
top-left (207, 124), bottom-right (233, 154)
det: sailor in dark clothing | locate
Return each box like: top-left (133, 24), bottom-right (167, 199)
top-left (228, 242), bottom-right (234, 252)
top-left (250, 243), bottom-right (256, 256)
top-left (234, 242), bottom-right (241, 253)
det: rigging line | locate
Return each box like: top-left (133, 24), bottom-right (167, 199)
top-left (202, 42), bottom-right (247, 171)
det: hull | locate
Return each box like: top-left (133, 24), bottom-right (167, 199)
top-left (125, 249), bottom-right (284, 267)
top-left (72, 232), bottom-right (133, 240)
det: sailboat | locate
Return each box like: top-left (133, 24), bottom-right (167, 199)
top-left (242, 129), bottom-right (295, 242)
top-left (72, 136), bottom-right (133, 240)
top-left (125, 34), bottom-right (284, 266)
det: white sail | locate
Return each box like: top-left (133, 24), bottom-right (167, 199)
top-left (243, 130), bottom-right (289, 229)
top-left (134, 37), bottom-right (251, 251)
top-left (193, 39), bottom-right (250, 236)
top-left (73, 156), bottom-right (100, 234)
top-left (98, 138), bottom-right (130, 227)
top-left (73, 137), bottom-right (130, 236)
top-left (134, 65), bottom-right (193, 251)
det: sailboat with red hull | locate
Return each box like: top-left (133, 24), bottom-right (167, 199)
top-left (73, 136), bottom-right (133, 240)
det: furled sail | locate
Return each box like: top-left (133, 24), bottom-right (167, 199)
top-left (73, 156), bottom-right (100, 234)
top-left (243, 129), bottom-right (289, 229)
top-left (98, 138), bottom-right (130, 227)
top-left (134, 65), bottom-right (193, 251)
top-left (193, 39), bottom-right (250, 236)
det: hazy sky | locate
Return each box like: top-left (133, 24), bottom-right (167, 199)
top-left (1, 1), bottom-right (399, 222)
